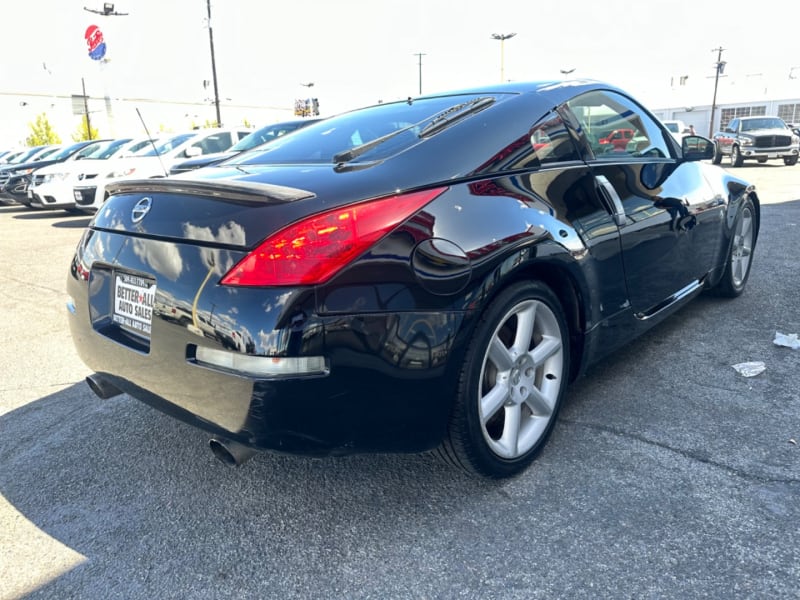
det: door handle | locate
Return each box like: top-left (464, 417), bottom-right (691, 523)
top-left (595, 175), bottom-right (626, 227)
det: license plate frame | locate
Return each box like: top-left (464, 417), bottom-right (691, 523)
top-left (112, 272), bottom-right (157, 338)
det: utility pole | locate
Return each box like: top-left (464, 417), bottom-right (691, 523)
top-left (206, 0), bottom-right (222, 126)
top-left (414, 53), bottom-right (426, 95)
top-left (709, 47), bottom-right (726, 138)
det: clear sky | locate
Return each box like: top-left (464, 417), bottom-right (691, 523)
top-left (1, 0), bottom-right (798, 146)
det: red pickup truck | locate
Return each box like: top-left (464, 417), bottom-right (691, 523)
top-left (598, 128), bottom-right (634, 151)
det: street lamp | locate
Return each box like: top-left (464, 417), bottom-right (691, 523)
top-left (491, 33), bottom-right (516, 82)
top-left (83, 3), bottom-right (128, 15)
top-left (414, 53), bottom-right (426, 95)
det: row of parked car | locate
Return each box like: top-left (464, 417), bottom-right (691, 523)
top-left (0, 118), bottom-right (318, 213)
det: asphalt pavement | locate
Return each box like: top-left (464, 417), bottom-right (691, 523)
top-left (0, 163), bottom-right (798, 600)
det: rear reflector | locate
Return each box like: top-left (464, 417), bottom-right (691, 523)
top-left (221, 187), bottom-right (447, 286)
top-left (194, 346), bottom-right (328, 378)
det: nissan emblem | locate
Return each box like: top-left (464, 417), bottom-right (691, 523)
top-left (131, 197), bottom-right (153, 223)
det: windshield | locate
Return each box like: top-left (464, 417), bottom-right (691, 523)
top-left (227, 94), bottom-right (498, 166)
top-left (85, 139), bottom-right (132, 159)
top-left (135, 133), bottom-right (195, 157)
top-left (16, 146), bottom-right (55, 163)
top-left (664, 122), bottom-right (679, 133)
top-left (46, 142), bottom-right (92, 161)
top-left (741, 118), bottom-right (786, 131)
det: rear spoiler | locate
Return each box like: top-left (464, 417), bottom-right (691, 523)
top-left (106, 178), bottom-right (315, 205)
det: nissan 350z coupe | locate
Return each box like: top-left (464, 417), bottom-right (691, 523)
top-left (67, 80), bottom-right (759, 479)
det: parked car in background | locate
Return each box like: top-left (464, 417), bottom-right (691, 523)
top-left (28, 137), bottom-right (157, 212)
top-left (0, 149), bottom-right (19, 162)
top-left (662, 120), bottom-right (690, 142)
top-left (712, 116), bottom-right (799, 166)
top-left (169, 119), bottom-right (321, 175)
top-left (1, 144), bottom-right (61, 167)
top-left (73, 128), bottom-right (251, 212)
top-left (68, 80), bottom-right (758, 480)
top-left (0, 140), bottom-right (108, 206)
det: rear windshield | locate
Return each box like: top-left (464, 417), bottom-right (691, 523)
top-left (226, 94), bottom-right (498, 166)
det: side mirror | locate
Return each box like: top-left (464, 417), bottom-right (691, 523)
top-left (184, 146), bottom-right (202, 158)
top-left (682, 135), bottom-right (714, 162)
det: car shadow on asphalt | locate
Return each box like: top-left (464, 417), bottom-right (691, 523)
top-left (7, 209), bottom-right (91, 228)
top-left (0, 378), bottom-right (505, 594)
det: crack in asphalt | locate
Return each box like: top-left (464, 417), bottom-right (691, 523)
top-left (561, 418), bottom-right (800, 485)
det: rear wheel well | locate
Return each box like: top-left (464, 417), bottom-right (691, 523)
top-left (496, 262), bottom-right (585, 382)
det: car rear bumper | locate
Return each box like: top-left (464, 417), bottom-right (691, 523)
top-left (66, 231), bottom-right (464, 455)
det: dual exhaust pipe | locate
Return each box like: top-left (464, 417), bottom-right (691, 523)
top-left (86, 373), bottom-right (258, 467)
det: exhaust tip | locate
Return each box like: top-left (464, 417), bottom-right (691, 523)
top-left (85, 374), bottom-right (123, 400)
top-left (210, 438), bottom-right (257, 467)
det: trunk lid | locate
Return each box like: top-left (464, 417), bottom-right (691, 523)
top-left (94, 177), bottom-right (317, 249)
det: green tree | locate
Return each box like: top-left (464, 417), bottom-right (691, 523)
top-left (25, 113), bottom-right (61, 146)
top-left (72, 116), bottom-right (99, 142)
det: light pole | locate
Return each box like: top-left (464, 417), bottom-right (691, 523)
top-left (414, 53), bottom-right (426, 95)
top-left (491, 33), bottom-right (516, 82)
top-left (206, 0), bottom-right (222, 126)
top-left (709, 47), bottom-right (726, 137)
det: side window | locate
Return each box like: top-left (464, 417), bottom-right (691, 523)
top-left (566, 90), bottom-right (673, 160)
top-left (477, 111), bottom-right (580, 172)
top-left (528, 112), bottom-right (581, 165)
top-left (197, 132), bottom-right (232, 154)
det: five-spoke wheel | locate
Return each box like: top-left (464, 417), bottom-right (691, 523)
top-left (438, 281), bottom-right (569, 479)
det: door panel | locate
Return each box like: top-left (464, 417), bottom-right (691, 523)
top-left (565, 89), bottom-right (724, 316)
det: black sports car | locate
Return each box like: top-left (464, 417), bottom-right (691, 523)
top-left (67, 80), bottom-right (759, 479)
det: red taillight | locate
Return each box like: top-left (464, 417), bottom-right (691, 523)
top-left (221, 187), bottom-right (447, 286)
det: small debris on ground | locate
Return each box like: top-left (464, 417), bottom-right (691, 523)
top-left (731, 361), bottom-right (766, 377)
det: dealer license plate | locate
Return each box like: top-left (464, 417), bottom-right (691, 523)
top-left (112, 273), bottom-right (157, 337)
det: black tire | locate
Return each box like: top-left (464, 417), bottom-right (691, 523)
top-left (757, 158), bottom-right (768, 164)
top-left (437, 281), bottom-right (570, 479)
top-left (712, 143), bottom-right (723, 165)
top-left (730, 145), bottom-right (744, 167)
top-left (711, 196), bottom-right (757, 298)
top-left (784, 156), bottom-right (798, 166)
